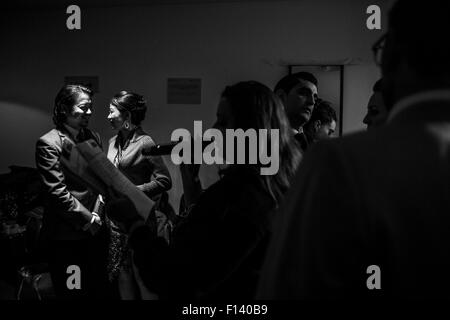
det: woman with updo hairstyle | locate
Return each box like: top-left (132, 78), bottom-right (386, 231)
top-left (106, 90), bottom-right (172, 299)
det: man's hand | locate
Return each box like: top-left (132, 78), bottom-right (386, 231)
top-left (82, 212), bottom-right (102, 235)
top-left (89, 214), bottom-right (102, 235)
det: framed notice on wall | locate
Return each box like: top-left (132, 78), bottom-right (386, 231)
top-left (167, 78), bottom-right (202, 104)
top-left (289, 65), bottom-right (344, 136)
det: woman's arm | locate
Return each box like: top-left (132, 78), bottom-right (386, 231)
top-left (138, 155), bottom-right (172, 195)
top-left (137, 138), bottom-right (172, 197)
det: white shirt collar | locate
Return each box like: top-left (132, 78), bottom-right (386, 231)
top-left (388, 90), bottom-right (450, 122)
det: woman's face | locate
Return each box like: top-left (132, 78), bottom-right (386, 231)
top-left (107, 104), bottom-right (125, 130)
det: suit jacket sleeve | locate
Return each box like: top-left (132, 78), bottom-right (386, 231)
top-left (35, 138), bottom-right (92, 228)
top-left (257, 141), bottom-right (370, 299)
top-left (92, 131), bottom-right (103, 150)
top-left (137, 138), bottom-right (172, 198)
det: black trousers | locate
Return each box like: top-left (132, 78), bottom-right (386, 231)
top-left (47, 229), bottom-right (110, 300)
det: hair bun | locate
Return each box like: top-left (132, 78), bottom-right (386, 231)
top-left (132, 94), bottom-right (146, 109)
top-left (111, 90), bottom-right (148, 125)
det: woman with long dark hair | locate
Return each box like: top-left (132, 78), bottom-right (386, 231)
top-left (107, 81), bottom-right (301, 300)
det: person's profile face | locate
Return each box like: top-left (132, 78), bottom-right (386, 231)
top-left (65, 92), bottom-right (92, 129)
top-left (107, 104), bottom-right (125, 130)
top-left (363, 92), bottom-right (387, 129)
top-left (285, 80), bottom-right (318, 130)
top-left (314, 119), bottom-right (336, 141)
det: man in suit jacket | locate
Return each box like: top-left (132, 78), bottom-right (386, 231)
top-left (36, 84), bottom-right (108, 299)
top-left (258, 0), bottom-right (450, 298)
top-left (274, 72), bottom-right (318, 153)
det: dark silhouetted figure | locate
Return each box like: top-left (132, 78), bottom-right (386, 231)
top-left (258, 0), bottom-right (450, 298)
top-left (107, 81), bottom-right (301, 300)
top-left (363, 79), bottom-right (388, 129)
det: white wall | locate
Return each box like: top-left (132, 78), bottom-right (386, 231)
top-left (0, 0), bottom-right (388, 210)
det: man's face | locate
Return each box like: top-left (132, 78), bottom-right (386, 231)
top-left (313, 119), bottom-right (336, 142)
top-left (363, 92), bottom-right (388, 129)
top-left (65, 92), bottom-right (92, 129)
top-left (284, 80), bottom-right (318, 130)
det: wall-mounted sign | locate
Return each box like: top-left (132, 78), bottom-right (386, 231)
top-left (64, 76), bottom-right (99, 93)
top-left (167, 78), bottom-right (201, 104)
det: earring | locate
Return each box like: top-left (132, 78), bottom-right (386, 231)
top-left (124, 121), bottom-right (130, 130)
